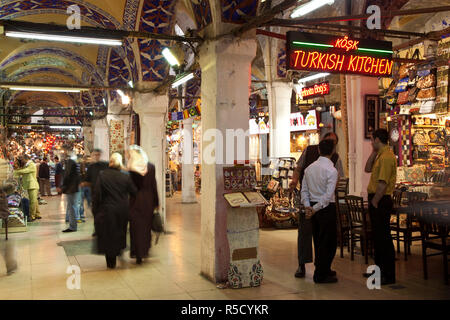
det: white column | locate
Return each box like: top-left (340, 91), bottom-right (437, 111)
top-left (181, 117), bottom-right (196, 203)
top-left (92, 118), bottom-right (109, 161)
top-left (199, 35), bottom-right (257, 283)
top-left (346, 75), bottom-right (379, 199)
top-left (134, 93), bottom-right (167, 225)
top-left (269, 81), bottom-right (292, 158)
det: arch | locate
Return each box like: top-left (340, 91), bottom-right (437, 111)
top-left (1, 47), bottom-right (105, 85)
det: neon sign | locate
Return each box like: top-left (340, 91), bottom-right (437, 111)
top-left (334, 36), bottom-right (359, 51)
top-left (287, 32), bottom-right (393, 77)
top-left (301, 81), bottom-right (330, 99)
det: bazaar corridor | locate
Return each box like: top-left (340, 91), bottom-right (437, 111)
top-left (0, 193), bottom-right (448, 300)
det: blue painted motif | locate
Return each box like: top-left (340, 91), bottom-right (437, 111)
top-left (221, 0), bottom-right (258, 24)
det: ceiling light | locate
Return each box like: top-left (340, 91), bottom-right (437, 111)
top-left (5, 31), bottom-right (122, 46)
top-left (298, 73), bottom-right (330, 83)
top-left (172, 73), bottom-right (194, 88)
top-left (291, 0), bottom-right (335, 19)
top-left (128, 80), bottom-right (134, 88)
top-left (162, 48), bottom-right (180, 67)
top-left (50, 125), bottom-right (81, 130)
top-left (117, 89), bottom-right (130, 105)
top-left (1, 85), bottom-right (86, 93)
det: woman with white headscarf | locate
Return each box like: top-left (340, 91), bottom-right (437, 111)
top-left (92, 153), bottom-right (137, 269)
top-left (127, 145), bottom-right (159, 264)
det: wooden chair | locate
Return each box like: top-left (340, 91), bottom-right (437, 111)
top-left (335, 178), bottom-right (350, 258)
top-left (418, 205), bottom-right (449, 285)
top-left (345, 195), bottom-right (372, 264)
top-left (390, 188), bottom-right (408, 259)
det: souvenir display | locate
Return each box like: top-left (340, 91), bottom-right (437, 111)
top-left (223, 166), bottom-right (257, 192)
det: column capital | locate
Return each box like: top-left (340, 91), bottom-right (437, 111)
top-left (133, 92), bottom-right (168, 115)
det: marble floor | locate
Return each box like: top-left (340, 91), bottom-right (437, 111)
top-left (0, 192), bottom-right (448, 300)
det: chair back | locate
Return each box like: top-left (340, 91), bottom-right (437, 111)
top-left (335, 183), bottom-right (349, 230)
top-left (392, 189), bottom-right (403, 208)
top-left (418, 203), bottom-right (449, 239)
top-left (336, 178), bottom-right (349, 196)
top-left (345, 195), bottom-right (368, 229)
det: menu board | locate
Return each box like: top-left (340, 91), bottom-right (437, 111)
top-left (223, 166), bottom-right (257, 191)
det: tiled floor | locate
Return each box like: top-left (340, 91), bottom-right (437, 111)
top-left (0, 192), bottom-right (448, 300)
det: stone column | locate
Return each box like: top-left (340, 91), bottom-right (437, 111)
top-left (269, 81), bottom-right (292, 158)
top-left (199, 35), bottom-right (257, 283)
top-left (182, 117), bottom-right (197, 203)
top-left (92, 118), bottom-right (109, 161)
top-left (134, 93), bottom-right (168, 225)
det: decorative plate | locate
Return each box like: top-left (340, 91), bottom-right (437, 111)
top-left (390, 128), bottom-right (400, 142)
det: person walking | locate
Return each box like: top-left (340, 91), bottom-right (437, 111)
top-left (364, 129), bottom-right (397, 285)
top-left (289, 132), bottom-right (344, 278)
top-left (92, 153), bottom-right (137, 269)
top-left (301, 139), bottom-right (339, 284)
top-left (77, 156), bottom-right (90, 223)
top-left (54, 156), bottom-right (64, 195)
top-left (127, 145), bottom-right (159, 265)
top-left (84, 149), bottom-right (108, 236)
top-left (58, 146), bottom-right (81, 233)
top-left (0, 157), bottom-right (17, 275)
top-left (38, 157), bottom-right (51, 197)
top-left (14, 154), bottom-right (41, 221)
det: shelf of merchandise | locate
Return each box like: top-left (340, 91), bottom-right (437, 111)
top-left (412, 125), bottom-right (446, 128)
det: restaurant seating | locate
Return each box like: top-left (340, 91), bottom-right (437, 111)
top-left (418, 205), bottom-right (449, 285)
top-left (345, 195), bottom-right (372, 264)
top-left (390, 190), bottom-right (426, 261)
top-left (335, 178), bottom-right (350, 258)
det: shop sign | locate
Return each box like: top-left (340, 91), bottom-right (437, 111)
top-left (301, 81), bottom-right (330, 99)
top-left (286, 32), bottom-right (393, 77)
top-left (290, 110), bottom-right (317, 132)
top-left (249, 118), bottom-right (269, 135)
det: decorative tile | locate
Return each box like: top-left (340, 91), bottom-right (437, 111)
top-left (191, 0), bottom-right (212, 30)
top-left (221, 0), bottom-right (258, 24)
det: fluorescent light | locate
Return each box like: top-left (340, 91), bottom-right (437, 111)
top-left (5, 31), bottom-right (122, 46)
top-left (291, 0), bottom-right (335, 18)
top-left (162, 48), bottom-right (180, 67)
top-left (50, 126), bottom-right (81, 129)
top-left (172, 73), bottom-right (194, 88)
top-left (298, 73), bottom-right (330, 83)
top-left (117, 89), bottom-right (130, 105)
top-left (3, 86), bottom-right (83, 93)
top-left (128, 80), bottom-right (134, 88)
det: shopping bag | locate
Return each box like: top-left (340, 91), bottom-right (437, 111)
top-left (152, 211), bottom-right (164, 233)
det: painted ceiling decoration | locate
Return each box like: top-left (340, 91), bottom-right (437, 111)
top-left (108, 48), bottom-right (131, 87)
top-left (138, 0), bottom-right (177, 81)
top-left (365, 0), bottom-right (409, 29)
top-left (184, 69), bottom-right (201, 110)
top-left (190, 0), bottom-right (212, 30)
top-left (277, 45), bottom-right (287, 79)
top-left (1, 47), bottom-right (105, 85)
top-left (0, 0), bottom-right (120, 29)
top-left (8, 67), bottom-right (82, 84)
top-left (220, 0), bottom-right (258, 24)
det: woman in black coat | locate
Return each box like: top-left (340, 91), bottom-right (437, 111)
top-left (92, 153), bottom-right (137, 269)
top-left (127, 146), bottom-right (159, 264)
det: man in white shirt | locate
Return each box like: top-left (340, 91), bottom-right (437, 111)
top-left (301, 139), bottom-right (338, 283)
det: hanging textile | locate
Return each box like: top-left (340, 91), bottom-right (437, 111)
top-left (109, 119), bottom-right (125, 156)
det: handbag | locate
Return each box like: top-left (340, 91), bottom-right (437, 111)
top-left (395, 77), bottom-right (409, 93)
top-left (417, 87), bottom-right (436, 101)
top-left (417, 73), bottom-right (436, 89)
top-left (0, 191), bottom-right (10, 220)
top-left (419, 100), bottom-right (436, 114)
top-left (408, 87), bottom-right (419, 103)
top-left (152, 211), bottom-right (164, 233)
top-left (397, 91), bottom-right (409, 105)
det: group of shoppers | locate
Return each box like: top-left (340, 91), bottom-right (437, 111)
top-left (59, 144), bottom-right (159, 268)
top-left (290, 129), bottom-right (397, 285)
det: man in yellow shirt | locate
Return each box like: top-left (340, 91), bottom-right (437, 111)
top-left (14, 155), bottom-right (41, 221)
top-left (364, 129), bottom-right (397, 285)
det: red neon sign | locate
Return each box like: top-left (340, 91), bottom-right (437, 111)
top-left (290, 50), bottom-right (393, 77)
top-left (301, 81), bottom-right (330, 99)
top-left (334, 36), bottom-right (359, 51)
